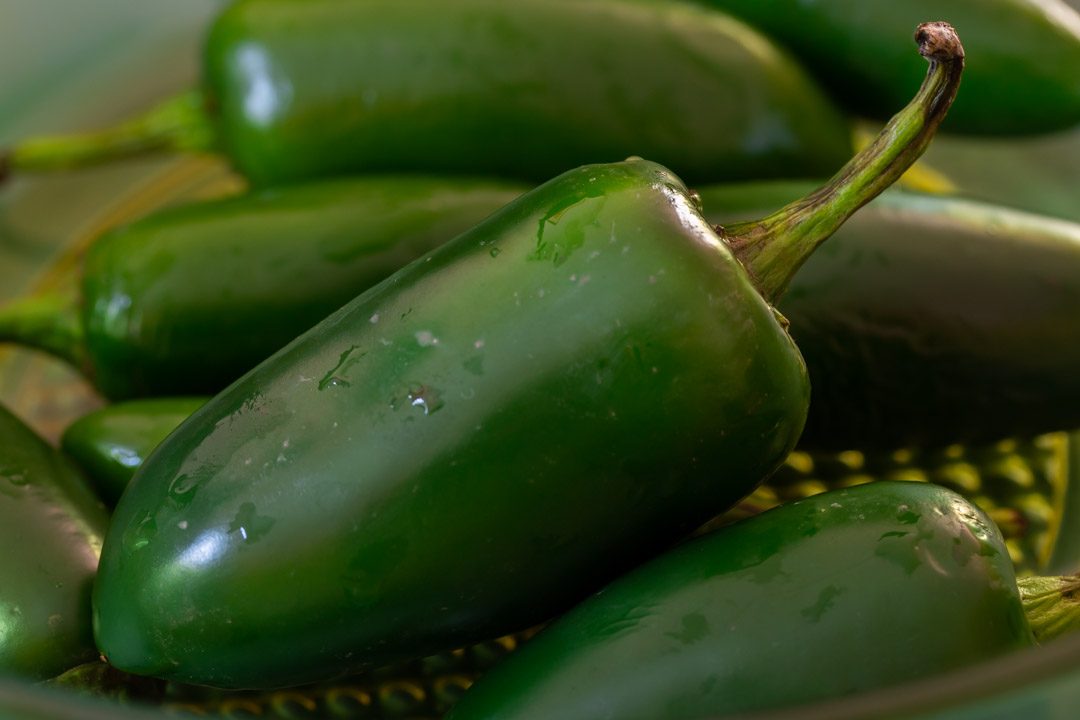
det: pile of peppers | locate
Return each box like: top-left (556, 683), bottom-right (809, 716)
top-left (2, 1), bottom-right (1080, 719)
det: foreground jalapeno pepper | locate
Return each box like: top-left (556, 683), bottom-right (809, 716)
top-left (0, 403), bottom-right (107, 680)
top-left (92, 24), bottom-right (963, 689)
top-left (0, 0), bottom-right (850, 187)
top-left (446, 481), bottom-right (1080, 720)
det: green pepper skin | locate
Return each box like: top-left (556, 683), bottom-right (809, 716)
top-left (0, 403), bottom-right (108, 680)
top-left (698, 0), bottom-right (1080, 135)
top-left (93, 160), bottom-right (809, 688)
top-left (80, 177), bottom-right (526, 398)
top-left (700, 183), bottom-right (1080, 450)
top-left (202, 0), bottom-right (851, 186)
top-left (61, 399), bottom-right (209, 507)
top-left (446, 482), bottom-right (1035, 720)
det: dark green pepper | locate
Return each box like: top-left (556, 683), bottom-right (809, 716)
top-left (445, 481), bottom-right (1056, 720)
top-left (0, 177), bottom-right (527, 399)
top-left (0, 403), bottom-right (107, 680)
top-left (695, 0), bottom-right (1080, 135)
top-left (1, 0), bottom-right (851, 187)
top-left (61, 398), bottom-right (208, 506)
top-left (701, 182), bottom-right (1080, 450)
top-left (91, 25), bottom-right (963, 688)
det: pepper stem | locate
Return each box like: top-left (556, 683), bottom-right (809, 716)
top-left (0, 291), bottom-right (90, 374)
top-left (723, 22), bottom-right (964, 302)
top-left (0, 91), bottom-right (215, 184)
top-left (1018, 575), bottom-right (1080, 644)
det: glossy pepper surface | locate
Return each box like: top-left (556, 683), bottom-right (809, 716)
top-left (445, 482), bottom-right (1037, 720)
top-left (93, 157), bottom-right (810, 689)
top-left (0, 403), bottom-right (107, 680)
top-left (700, 0), bottom-right (1080, 135)
top-left (3, 0), bottom-right (851, 187)
top-left (0, 177), bottom-right (527, 399)
top-left (61, 398), bottom-right (208, 506)
top-left (700, 183), bottom-right (1080, 450)
top-left (92, 24), bottom-right (963, 688)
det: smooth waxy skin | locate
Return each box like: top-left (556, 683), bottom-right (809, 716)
top-left (447, 482), bottom-right (1035, 720)
top-left (93, 160), bottom-right (809, 688)
top-left (203, 0), bottom-right (851, 186)
top-left (0, 404), bottom-right (108, 680)
top-left (80, 177), bottom-right (526, 398)
top-left (61, 398), bottom-right (209, 506)
top-left (701, 183), bottom-right (1080, 449)
top-left (700, 0), bottom-right (1080, 135)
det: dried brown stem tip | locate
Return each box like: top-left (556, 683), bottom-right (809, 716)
top-left (916, 22), bottom-right (965, 63)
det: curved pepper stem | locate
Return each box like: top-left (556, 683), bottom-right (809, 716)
top-left (1018, 575), bottom-right (1080, 644)
top-left (0, 91), bottom-right (215, 184)
top-left (0, 291), bottom-right (89, 374)
top-left (724, 22), bottom-right (965, 303)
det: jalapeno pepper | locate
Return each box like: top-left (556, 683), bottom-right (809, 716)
top-left (699, 182), bottom-right (1080, 449)
top-left (1, 0), bottom-right (850, 187)
top-left (61, 398), bottom-right (208, 506)
top-left (0, 177), bottom-right (527, 399)
top-left (92, 24), bottom-right (963, 688)
top-left (0, 403), bottom-right (107, 680)
top-left (697, 0), bottom-right (1080, 135)
top-left (444, 481), bottom-right (1071, 720)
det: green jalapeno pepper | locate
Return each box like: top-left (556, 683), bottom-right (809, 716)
top-left (700, 182), bottom-right (1080, 450)
top-left (91, 24), bottom-right (963, 688)
top-left (0, 177), bottom-right (528, 399)
top-left (694, 0), bottom-right (1080, 136)
top-left (1, 0), bottom-right (850, 187)
top-left (0, 403), bottom-right (107, 680)
top-left (445, 481), bottom-right (1080, 720)
top-left (60, 398), bottom-right (208, 506)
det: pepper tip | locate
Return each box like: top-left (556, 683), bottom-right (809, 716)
top-left (915, 22), bottom-right (964, 63)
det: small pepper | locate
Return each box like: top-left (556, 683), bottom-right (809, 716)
top-left (92, 23), bottom-right (963, 688)
top-left (61, 398), bottom-right (209, 506)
